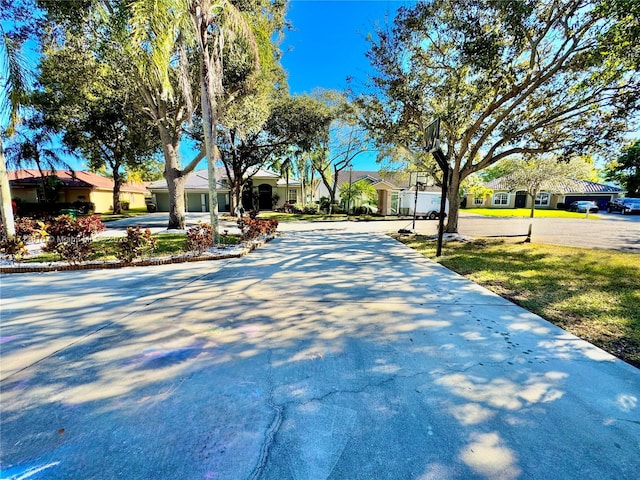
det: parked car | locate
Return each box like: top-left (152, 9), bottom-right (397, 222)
top-left (568, 201), bottom-right (599, 213)
top-left (606, 197), bottom-right (640, 215)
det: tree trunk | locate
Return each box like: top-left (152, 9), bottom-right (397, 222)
top-left (159, 127), bottom-right (186, 229)
top-left (529, 190), bottom-right (537, 218)
top-left (112, 162), bottom-right (123, 215)
top-left (0, 139), bottom-right (16, 239)
top-left (445, 168), bottom-right (461, 233)
top-left (195, 11), bottom-right (221, 244)
top-left (165, 166), bottom-right (186, 229)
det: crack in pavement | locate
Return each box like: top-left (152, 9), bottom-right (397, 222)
top-left (250, 350), bottom-right (284, 480)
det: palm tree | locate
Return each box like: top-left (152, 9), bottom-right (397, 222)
top-left (129, 0), bottom-right (259, 243)
top-left (1, 25), bottom-right (31, 239)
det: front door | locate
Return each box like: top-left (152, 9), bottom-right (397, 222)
top-left (515, 191), bottom-right (527, 208)
top-left (258, 184), bottom-right (273, 210)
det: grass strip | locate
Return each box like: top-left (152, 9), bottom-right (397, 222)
top-left (394, 235), bottom-right (640, 368)
top-left (462, 208), bottom-right (600, 219)
top-left (24, 233), bottom-right (240, 263)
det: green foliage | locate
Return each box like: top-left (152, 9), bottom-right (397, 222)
top-left (116, 226), bottom-right (157, 263)
top-left (186, 222), bottom-right (214, 254)
top-left (34, 27), bottom-right (161, 214)
top-left (604, 141), bottom-right (640, 196)
top-left (477, 162), bottom-right (514, 182)
top-left (339, 179), bottom-right (378, 206)
top-left (461, 174), bottom-right (493, 200)
top-left (360, 0), bottom-right (640, 233)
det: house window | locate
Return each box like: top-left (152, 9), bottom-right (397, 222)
top-left (473, 197), bottom-right (485, 206)
top-left (535, 192), bottom-right (550, 206)
top-left (493, 193), bottom-right (509, 206)
top-left (288, 189), bottom-right (297, 203)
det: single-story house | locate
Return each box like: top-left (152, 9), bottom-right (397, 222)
top-left (147, 168), bottom-right (303, 212)
top-left (8, 169), bottom-right (148, 213)
top-left (467, 177), bottom-right (626, 210)
top-left (315, 170), bottom-right (409, 215)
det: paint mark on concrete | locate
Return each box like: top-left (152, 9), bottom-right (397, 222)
top-left (285, 403), bottom-right (357, 480)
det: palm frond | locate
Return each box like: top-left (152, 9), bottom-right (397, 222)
top-left (1, 29), bottom-right (32, 136)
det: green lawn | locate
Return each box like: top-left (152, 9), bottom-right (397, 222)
top-left (394, 235), bottom-right (640, 368)
top-left (25, 232), bottom-right (240, 263)
top-left (463, 208), bottom-right (600, 219)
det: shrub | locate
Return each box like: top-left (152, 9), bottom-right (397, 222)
top-left (186, 222), bottom-right (214, 254)
top-left (77, 215), bottom-right (106, 235)
top-left (237, 218), bottom-right (278, 241)
top-left (116, 226), bottom-right (157, 262)
top-left (42, 214), bottom-right (106, 263)
top-left (302, 205), bottom-right (318, 214)
top-left (120, 201), bottom-right (130, 211)
top-left (0, 218), bottom-right (48, 243)
top-left (0, 237), bottom-right (28, 261)
top-left (15, 218), bottom-right (48, 242)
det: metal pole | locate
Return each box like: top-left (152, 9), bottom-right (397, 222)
top-left (436, 167), bottom-right (448, 257)
top-left (347, 165), bottom-right (353, 217)
top-left (412, 173), bottom-right (419, 231)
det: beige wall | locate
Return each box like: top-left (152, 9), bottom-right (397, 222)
top-left (467, 191), bottom-right (622, 209)
top-left (90, 190), bottom-right (146, 212)
top-left (10, 186), bottom-right (38, 203)
top-left (90, 190), bottom-right (114, 213)
top-left (61, 188), bottom-right (93, 204)
top-left (273, 185), bottom-right (303, 207)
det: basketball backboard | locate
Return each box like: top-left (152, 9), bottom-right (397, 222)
top-left (425, 118), bottom-right (440, 152)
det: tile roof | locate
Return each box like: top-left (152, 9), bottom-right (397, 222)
top-left (486, 176), bottom-right (625, 194)
top-left (9, 169), bottom-right (148, 193)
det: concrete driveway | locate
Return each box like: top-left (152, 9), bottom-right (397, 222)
top-left (1, 230), bottom-right (638, 479)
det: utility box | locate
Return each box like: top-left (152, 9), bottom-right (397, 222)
top-left (398, 190), bottom-right (448, 219)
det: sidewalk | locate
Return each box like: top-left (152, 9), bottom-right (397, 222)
top-left (1, 230), bottom-right (638, 479)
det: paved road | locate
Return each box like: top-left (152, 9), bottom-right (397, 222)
top-left (1, 231), bottom-right (639, 479)
top-left (102, 211), bottom-right (640, 252)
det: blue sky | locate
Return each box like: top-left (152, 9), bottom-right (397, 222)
top-left (281, 0), bottom-right (406, 96)
top-left (280, 1), bottom-right (413, 171)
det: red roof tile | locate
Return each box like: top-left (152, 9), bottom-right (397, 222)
top-left (9, 169), bottom-right (148, 193)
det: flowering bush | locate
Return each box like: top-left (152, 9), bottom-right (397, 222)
top-left (186, 222), bottom-right (214, 254)
top-left (237, 218), bottom-right (278, 241)
top-left (116, 226), bottom-right (157, 262)
top-left (42, 214), bottom-right (106, 263)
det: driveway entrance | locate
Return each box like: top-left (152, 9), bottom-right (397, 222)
top-left (1, 230), bottom-right (638, 479)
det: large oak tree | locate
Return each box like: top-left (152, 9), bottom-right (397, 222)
top-left (359, 0), bottom-right (640, 233)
